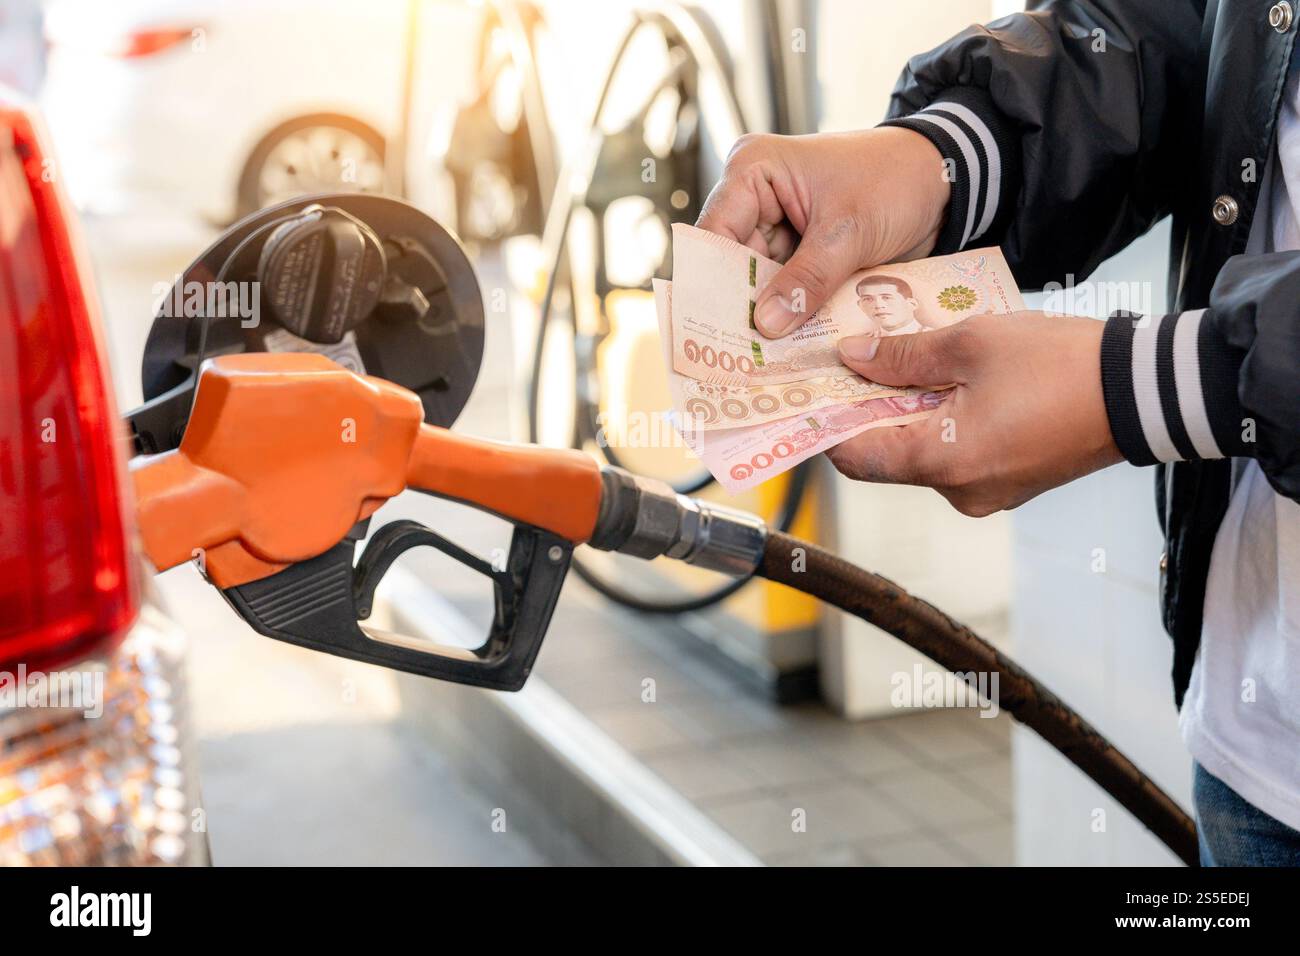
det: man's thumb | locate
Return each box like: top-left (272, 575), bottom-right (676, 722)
top-left (754, 225), bottom-right (860, 338)
top-left (838, 329), bottom-right (960, 387)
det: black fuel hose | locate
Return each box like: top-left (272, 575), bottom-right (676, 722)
top-left (758, 530), bottom-right (1198, 866)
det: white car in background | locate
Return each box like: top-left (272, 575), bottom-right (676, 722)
top-left (39, 0), bottom-right (419, 223)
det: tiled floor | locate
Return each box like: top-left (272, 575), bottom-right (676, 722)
top-left (417, 557), bottom-right (1016, 866)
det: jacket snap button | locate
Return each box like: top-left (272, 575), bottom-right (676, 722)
top-left (1212, 194), bottom-right (1239, 225)
top-left (1159, 551), bottom-right (1168, 572)
top-left (1270, 1), bottom-right (1294, 33)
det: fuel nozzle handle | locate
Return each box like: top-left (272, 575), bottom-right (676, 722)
top-left (586, 467), bottom-right (767, 576)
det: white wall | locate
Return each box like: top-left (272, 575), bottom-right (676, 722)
top-left (818, 0), bottom-right (994, 132)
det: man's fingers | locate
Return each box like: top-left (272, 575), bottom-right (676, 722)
top-left (697, 144), bottom-right (787, 250)
top-left (824, 420), bottom-right (936, 485)
top-left (754, 217), bottom-right (862, 338)
top-left (837, 321), bottom-right (973, 387)
top-left (762, 221), bottom-right (800, 262)
top-left (696, 172), bottom-right (757, 246)
top-left (736, 222), bottom-right (799, 258)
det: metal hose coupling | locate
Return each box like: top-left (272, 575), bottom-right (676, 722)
top-left (587, 467), bottom-right (767, 576)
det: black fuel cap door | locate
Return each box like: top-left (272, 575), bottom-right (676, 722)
top-left (128, 193), bottom-right (485, 455)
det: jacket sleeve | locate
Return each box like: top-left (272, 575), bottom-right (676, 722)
top-left (878, 0), bottom-right (1206, 289)
top-left (1100, 252), bottom-right (1300, 502)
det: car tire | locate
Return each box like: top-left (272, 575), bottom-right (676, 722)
top-left (236, 114), bottom-right (387, 219)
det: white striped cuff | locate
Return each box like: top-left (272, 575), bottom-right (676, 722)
top-left (880, 86), bottom-right (1016, 253)
top-left (1100, 310), bottom-right (1247, 466)
top-left (904, 104), bottom-right (1002, 247)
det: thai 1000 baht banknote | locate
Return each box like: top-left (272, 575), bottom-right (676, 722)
top-left (668, 222), bottom-right (1025, 388)
top-left (652, 279), bottom-right (912, 430)
top-left (676, 390), bottom-right (947, 495)
top-left (653, 279), bottom-right (947, 493)
top-left (675, 371), bottom-right (908, 430)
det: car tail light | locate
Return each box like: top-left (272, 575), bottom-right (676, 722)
top-left (0, 96), bottom-right (139, 671)
top-left (0, 601), bottom-right (203, 866)
top-left (0, 97), bottom-right (199, 867)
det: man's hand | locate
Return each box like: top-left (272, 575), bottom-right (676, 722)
top-left (696, 127), bottom-right (950, 338)
top-left (826, 313), bottom-right (1124, 516)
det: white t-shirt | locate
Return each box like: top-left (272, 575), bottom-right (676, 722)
top-left (1180, 54), bottom-right (1300, 831)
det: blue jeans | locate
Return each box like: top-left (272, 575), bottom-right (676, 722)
top-left (1194, 762), bottom-right (1300, 866)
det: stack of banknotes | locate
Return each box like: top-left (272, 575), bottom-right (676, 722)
top-left (653, 224), bottom-right (1026, 493)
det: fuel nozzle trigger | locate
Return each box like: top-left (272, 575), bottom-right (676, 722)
top-left (221, 517), bottom-right (572, 692)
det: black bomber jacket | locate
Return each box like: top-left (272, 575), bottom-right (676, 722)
top-left (879, 0), bottom-right (1300, 705)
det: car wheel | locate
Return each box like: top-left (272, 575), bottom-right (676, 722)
top-left (237, 116), bottom-right (386, 217)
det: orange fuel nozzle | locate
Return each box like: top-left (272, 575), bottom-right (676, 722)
top-left (129, 351), bottom-right (766, 693)
top-left (131, 353), bottom-right (603, 589)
